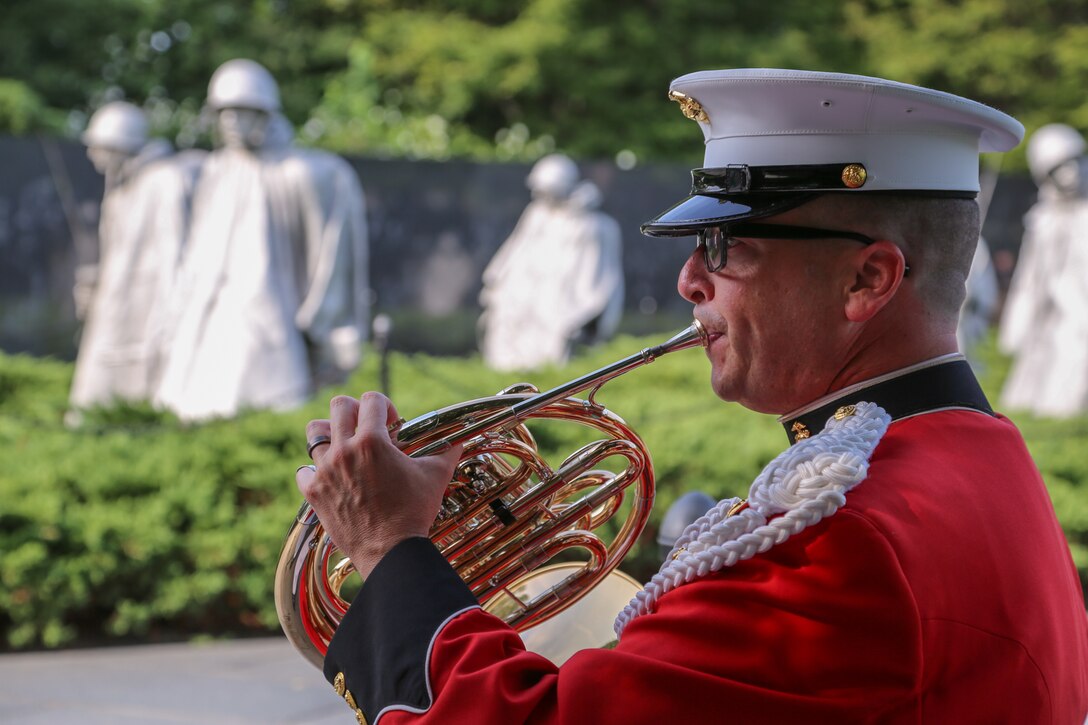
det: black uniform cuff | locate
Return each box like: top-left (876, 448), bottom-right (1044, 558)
top-left (323, 537), bottom-right (479, 720)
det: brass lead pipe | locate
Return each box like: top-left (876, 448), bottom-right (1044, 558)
top-left (408, 320), bottom-right (708, 457)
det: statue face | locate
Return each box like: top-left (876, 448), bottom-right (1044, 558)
top-left (217, 108), bottom-right (270, 149)
top-left (86, 146), bottom-right (130, 177)
top-left (1050, 157), bottom-right (1085, 197)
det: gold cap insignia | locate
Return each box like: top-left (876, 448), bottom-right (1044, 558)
top-left (668, 90), bottom-right (709, 123)
top-left (333, 672), bottom-right (346, 697)
top-left (834, 404), bottom-right (857, 420)
top-left (790, 421), bottom-right (811, 441)
top-left (841, 163), bottom-right (867, 189)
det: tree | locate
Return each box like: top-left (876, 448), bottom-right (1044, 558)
top-left (3, 0), bottom-right (1088, 166)
top-left (313, 0), bottom-right (860, 161)
top-left (842, 0), bottom-right (1088, 168)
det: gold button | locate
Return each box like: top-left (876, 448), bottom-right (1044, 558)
top-left (841, 163), bottom-right (867, 189)
top-left (834, 404), bottom-right (857, 420)
top-left (333, 672), bottom-right (346, 697)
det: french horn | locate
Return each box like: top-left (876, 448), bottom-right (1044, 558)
top-left (275, 321), bottom-right (708, 668)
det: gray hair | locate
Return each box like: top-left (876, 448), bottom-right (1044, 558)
top-left (807, 194), bottom-right (981, 322)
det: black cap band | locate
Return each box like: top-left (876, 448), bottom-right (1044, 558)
top-left (642, 164), bottom-right (978, 237)
top-left (692, 163), bottom-right (870, 195)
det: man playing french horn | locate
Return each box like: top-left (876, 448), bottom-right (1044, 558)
top-left (295, 69), bottom-right (1088, 722)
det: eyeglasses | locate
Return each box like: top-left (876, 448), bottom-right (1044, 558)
top-left (696, 223), bottom-right (882, 273)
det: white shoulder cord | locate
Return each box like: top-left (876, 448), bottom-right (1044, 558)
top-left (614, 401), bottom-right (891, 637)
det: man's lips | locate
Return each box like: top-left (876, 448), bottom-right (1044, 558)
top-left (694, 314), bottom-right (723, 350)
top-left (703, 330), bottom-right (724, 355)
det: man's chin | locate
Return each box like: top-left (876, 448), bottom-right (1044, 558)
top-left (710, 376), bottom-right (785, 415)
top-left (709, 372), bottom-right (742, 406)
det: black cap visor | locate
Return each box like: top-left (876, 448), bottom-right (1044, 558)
top-left (641, 192), bottom-right (817, 237)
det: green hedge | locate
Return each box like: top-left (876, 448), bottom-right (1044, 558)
top-left (1, 333), bottom-right (1085, 650)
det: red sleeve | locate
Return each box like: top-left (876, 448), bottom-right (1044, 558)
top-left (369, 510), bottom-right (923, 724)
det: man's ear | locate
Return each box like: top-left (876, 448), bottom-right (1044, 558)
top-left (844, 240), bottom-right (907, 322)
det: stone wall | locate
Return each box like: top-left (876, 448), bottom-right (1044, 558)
top-left (0, 135), bottom-right (1036, 358)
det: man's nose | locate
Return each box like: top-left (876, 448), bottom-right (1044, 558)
top-left (677, 248), bottom-right (712, 304)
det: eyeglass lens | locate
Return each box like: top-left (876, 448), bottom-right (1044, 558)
top-left (698, 227), bottom-right (726, 273)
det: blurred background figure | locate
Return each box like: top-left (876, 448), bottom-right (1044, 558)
top-left (999, 123), bottom-right (1088, 417)
top-left (656, 490), bottom-right (717, 563)
top-left (478, 154), bottom-right (624, 371)
top-left (155, 59), bottom-right (369, 421)
top-left (956, 236), bottom-right (1000, 368)
top-left (68, 101), bottom-right (202, 417)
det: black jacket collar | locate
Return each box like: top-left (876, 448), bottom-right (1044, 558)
top-left (778, 355), bottom-right (993, 444)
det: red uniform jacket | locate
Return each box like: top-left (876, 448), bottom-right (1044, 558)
top-left (324, 363), bottom-right (1088, 723)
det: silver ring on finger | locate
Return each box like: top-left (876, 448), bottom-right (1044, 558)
top-left (306, 435), bottom-right (332, 459)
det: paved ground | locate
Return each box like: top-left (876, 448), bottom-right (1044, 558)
top-left (0, 637), bottom-right (352, 724)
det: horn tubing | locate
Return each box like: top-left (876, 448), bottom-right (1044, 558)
top-left (274, 320), bottom-right (708, 668)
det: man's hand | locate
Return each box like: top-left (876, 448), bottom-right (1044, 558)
top-left (296, 392), bottom-right (463, 580)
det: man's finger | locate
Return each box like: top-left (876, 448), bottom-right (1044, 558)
top-left (305, 420), bottom-right (333, 462)
top-left (428, 441), bottom-right (464, 470)
top-left (356, 391), bottom-right (397, 440)
top-left (295, 463), bottom-right (318, 498)
top-left (330, 395), bottom-right (360, 442)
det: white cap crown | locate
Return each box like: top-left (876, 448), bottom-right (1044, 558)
top-left (674, 68), bottom-right (1022, 193)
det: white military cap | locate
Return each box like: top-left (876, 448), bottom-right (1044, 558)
top-left (642, 68), bottom-right (1024, 236)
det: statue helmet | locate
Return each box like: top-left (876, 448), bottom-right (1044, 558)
top-left (206, 59), bottom-right (281, 113)
top-left (81, 101), bottom-right (149, 154)
top-left (656, 491), bottom-right (717, 550)
top-left (1027, 123), bottom-right (1086, 184)
top-left (527, 154), bottom-right (580, 200)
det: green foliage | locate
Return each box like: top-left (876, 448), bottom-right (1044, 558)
top-left (842, 0), bottom-right (1088, 169)
top-left (4, 0), bottom-right (1088, 165)
top-left (0, 79), bottom-right (61, 135)
top-left (313, 0), bottom-right (862, 161)
top-left (970, 333), bottom-right (1088, 591)
top-left (2, 333), bottom-right (1087, 650)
